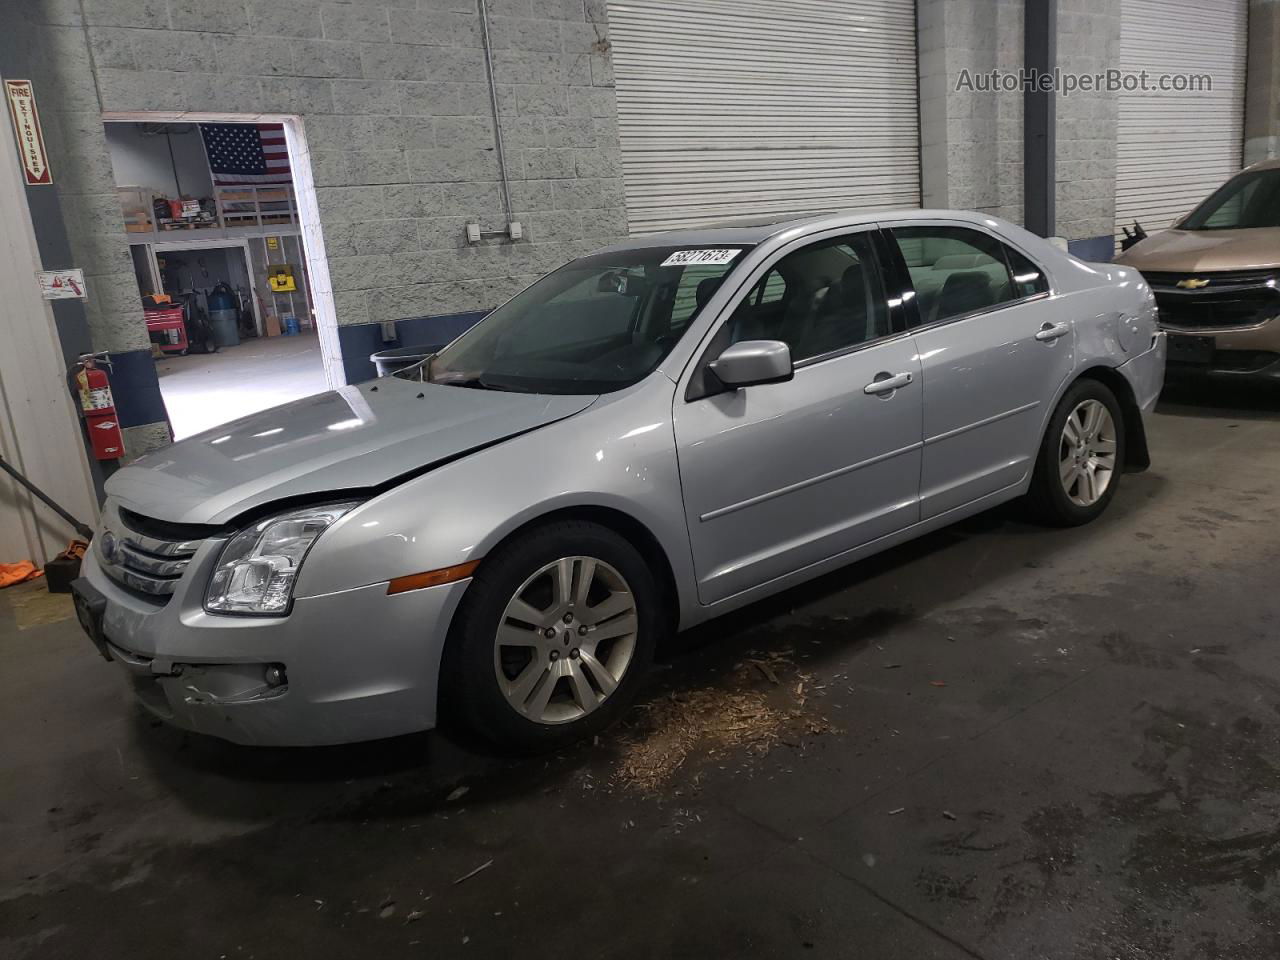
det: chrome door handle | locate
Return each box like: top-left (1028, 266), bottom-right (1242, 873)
top-left (1035, 322), bottom-right (1070, 342)
top-left (864, 371), bottom-right (914, 395)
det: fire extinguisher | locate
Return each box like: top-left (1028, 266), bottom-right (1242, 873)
top-left (74, 353), bottom-right (125, 461)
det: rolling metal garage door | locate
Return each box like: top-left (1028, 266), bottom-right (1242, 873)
top-left (608, 0), bottom-right (921, 234)
top-left (1115, 0), bottom-right (1248, 239)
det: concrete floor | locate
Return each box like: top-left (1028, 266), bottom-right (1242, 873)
top-left (156, 333), bottom-right (327, 440)
top-left (4, 381), bottom-right (1280, 959)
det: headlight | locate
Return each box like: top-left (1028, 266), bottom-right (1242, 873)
top-left (204, 502), bottom-right (359, 616)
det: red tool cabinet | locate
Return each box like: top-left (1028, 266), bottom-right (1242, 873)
top-left (144, 307), bottom-right (188, 355)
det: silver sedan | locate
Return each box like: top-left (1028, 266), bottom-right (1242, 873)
top-left (74, 210), bottom-right (1166, 749)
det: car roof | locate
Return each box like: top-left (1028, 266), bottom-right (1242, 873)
top-left (596, 208), bottom-right (1005, 252)
top-left (609, 212), bottom-right (844, 248)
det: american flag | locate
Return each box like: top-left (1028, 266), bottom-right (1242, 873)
top-left (199, 123), bottom-right (291, 186)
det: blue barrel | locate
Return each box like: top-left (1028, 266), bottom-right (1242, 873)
top-left (207, 283), bottom-right (236, 312)
top-left (207, 283), bottom-right (239, 347)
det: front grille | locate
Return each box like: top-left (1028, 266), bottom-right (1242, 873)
top-left (118, 507), bottom-right (216, 544)
top-left (100, 509), bottom-right (217, 600)
top-left (1139, 270), bottom-right (1278, 287)
top-left (1139, 270), bottom-right (1280, 331)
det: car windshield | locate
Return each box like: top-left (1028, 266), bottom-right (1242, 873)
top-left (395, 246), bottom-right (750, 394)
top-left (1181, 169), bottom-right (1280, 231)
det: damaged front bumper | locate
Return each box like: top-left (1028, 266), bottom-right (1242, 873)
top-left (79, 544), bottom-right (470, 746)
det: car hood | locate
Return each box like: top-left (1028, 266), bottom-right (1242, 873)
top-left (107, 379), bottom-right (597, 525)
top-left (1116, 227), bottom-right (1280, 273)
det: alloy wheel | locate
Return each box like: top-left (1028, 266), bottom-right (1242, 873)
top-left (493, 556), bottom-right (638, 724)
top-left (1058, 398), bottom-right (1118, 507)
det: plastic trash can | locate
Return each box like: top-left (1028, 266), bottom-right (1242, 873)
top-left (370, 343), bottom-right (443, 378)
top-left (207, 283), bottom-right (240, 348)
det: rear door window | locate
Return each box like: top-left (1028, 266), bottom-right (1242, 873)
top-left (891, 226), bottom-right (1028, 325)
top-left (1004, 245), bottom-right (1049, 298)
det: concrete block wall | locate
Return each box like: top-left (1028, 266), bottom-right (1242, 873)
top-left (1245, 0), bottom-right (1280, 165)
top-left (23, 4), bottom-right (152, 360)
top-left (918, 0), bottom-right (1025, 225)
top-left (299, 0), bottom-right (626, 338)
top-left (1055, 0), bottom-right (1121, 251)
top-left (920, 0), bottom-right (1122, 258)
top-left (11, 3), bottom-right (170, 457)
top-left (17, 0), bottom-right (624, 397)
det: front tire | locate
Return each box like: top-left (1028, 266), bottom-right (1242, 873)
top-left (443, 520), bottom-right (662, 752)
top-left (1029, 378), bottom-right (1126, 526)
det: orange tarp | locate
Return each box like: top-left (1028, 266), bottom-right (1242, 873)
top-left (0, 562), bottom-right (42, 588)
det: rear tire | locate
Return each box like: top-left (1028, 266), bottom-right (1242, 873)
top-left (1029, 378), bottom-right (1126, 526)
top-left (442, 521), bottom-right (662, 752)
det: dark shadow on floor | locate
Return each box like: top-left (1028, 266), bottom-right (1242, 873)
top-left (1157, 378), bottom-right (1280, 420)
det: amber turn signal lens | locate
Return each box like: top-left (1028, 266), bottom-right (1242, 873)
top-left (386, 560), bottom-right (481, 595)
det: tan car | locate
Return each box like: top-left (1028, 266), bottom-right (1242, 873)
top-left (1115, 159), bottom-right (1280, 383)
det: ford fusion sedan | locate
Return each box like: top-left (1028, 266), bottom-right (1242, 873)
top-left (1116, 158), bottom-right (1280, 383)
top-left (72, 210), bottom-right (1165, 750)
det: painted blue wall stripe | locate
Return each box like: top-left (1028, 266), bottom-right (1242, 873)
top-left (1067, 234), bottom-right (1114, 263)
top-left (338, 310), bottom-right (489, 384)
top-left (107, 348), bottom-right (169, 429)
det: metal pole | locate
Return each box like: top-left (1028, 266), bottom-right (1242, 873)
top-left (1024, 0), bottom-right (1057, 237)
top-left (166, 131), bottom-right (183, 197)
top-left (0, 455), bottom-right (94, 541)
top-left (477, 0), bottom-right (514, 227)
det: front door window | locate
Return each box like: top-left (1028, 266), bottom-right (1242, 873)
top-left (724, 233), bottom-right (890, 363)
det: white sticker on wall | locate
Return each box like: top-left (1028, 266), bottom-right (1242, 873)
top-left (37, 268), bottom-right (86, 299)
top-left (660, 248), bottom-right (740, 267)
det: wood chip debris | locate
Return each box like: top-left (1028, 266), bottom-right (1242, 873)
top-left (749, 660), bottom-right (780, 684)
top-left (888, 807), bottom-right (905, 816)
top-left (942, 810), bottom-right (957, 821)
top-left (611, 663), bottom-right (833, 794)
top-left (453, 859), bottom-right (494, 885)
top-left (613, 690), bottom-right (784, 792)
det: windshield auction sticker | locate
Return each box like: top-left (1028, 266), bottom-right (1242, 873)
top-left (661, 249), bottom-right (739, 267)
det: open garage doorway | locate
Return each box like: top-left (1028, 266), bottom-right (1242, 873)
top-left (102, 114), bottom-right (341, 440)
